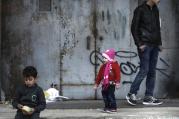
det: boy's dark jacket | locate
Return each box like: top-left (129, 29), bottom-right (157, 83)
top-left (12, 84), bottom-right (46, 113)
top-left (131, 2), bottom-right (162, 47)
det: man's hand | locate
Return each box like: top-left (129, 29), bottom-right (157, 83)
top-left (139, 45), bottom-right (146, 52)
top-left (159, 45), bottom-right (163, 52)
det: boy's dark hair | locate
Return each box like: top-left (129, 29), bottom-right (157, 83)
top-left (23, 66), bottom-right (38, 78)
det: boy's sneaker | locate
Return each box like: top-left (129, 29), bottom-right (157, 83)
top-left (143, 96), bottom-right (163, 105)
top-left (126, 93), bottom-right (137, 106)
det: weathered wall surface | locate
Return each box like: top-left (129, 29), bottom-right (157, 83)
top-left (1, 0), bottom-right (179, 100)
top-left (161, 0), bottom-right (179, 98)
top-left (0, 0), bottom-right (1, 101)
top-left (1, 0), bottom-right (62, 100)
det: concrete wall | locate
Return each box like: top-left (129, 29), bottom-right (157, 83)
top-left (1, 0), bottom-right (179, 100)
top-left (161, 0), bottom-right (179, 98)
top-left (0, 0), bottom-right (1, 101)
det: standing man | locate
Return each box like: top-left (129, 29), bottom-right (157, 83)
top-left (126, 0), bottom-right (163, 106)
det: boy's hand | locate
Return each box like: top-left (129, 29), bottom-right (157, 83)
top-left (93, 84), bottom-right (98, 90)
top-left (17, 104), bottom-right (23, 109)
top-left (26, 108), bottom-right (35, 115)
top-left (115, 83), bottom-right (120, 89)
top-left (22, 107), bottom-right (35, 115)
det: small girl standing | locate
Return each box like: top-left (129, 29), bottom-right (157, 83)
top-left (94, 49), bottom-right (121, 112)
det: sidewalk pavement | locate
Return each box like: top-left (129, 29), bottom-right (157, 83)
top-left (1, 99), bottom-right (179, 119)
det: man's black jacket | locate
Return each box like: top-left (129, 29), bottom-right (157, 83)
top-left (12, 84), bottom-right (46, 113)
top-left (131, 2), bottom-right (162, 47)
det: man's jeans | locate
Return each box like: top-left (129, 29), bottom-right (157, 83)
top-left (129, 45), bottom-right (159, 96)
top-left (102, 85), bottom-right (116, 109)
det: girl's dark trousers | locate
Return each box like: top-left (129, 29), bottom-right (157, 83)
top-left (102, 84), bottom-right (116, 110)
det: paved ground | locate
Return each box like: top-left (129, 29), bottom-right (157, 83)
top-left (1, 99), bottom-right (179, 119)
top-left (46, 99), bottom-right (179, 109)
top-left (41, 108), bottom-right (179, 119)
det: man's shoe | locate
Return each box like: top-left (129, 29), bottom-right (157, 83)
top-left (102, 108), bottom-right (111, 113)
top-left (126, 93), bottom-right (137, 106)
top-left (109, 109), bottom-right (117, 113)
top-left (110, 109), bottom-right (117, 112)
top-left (143, 96), bottom-right (163, 105)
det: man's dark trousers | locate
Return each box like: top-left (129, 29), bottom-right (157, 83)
top-left (129, 45), bottom-right (159, 96)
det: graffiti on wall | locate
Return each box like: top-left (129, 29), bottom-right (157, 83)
top-left (90, 50), bottom-right (170, 84)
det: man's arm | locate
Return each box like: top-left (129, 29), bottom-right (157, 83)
top-left (131, 7), bottom-right (143, 47)
top-left (157, 9), bottom-right (162, 46)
